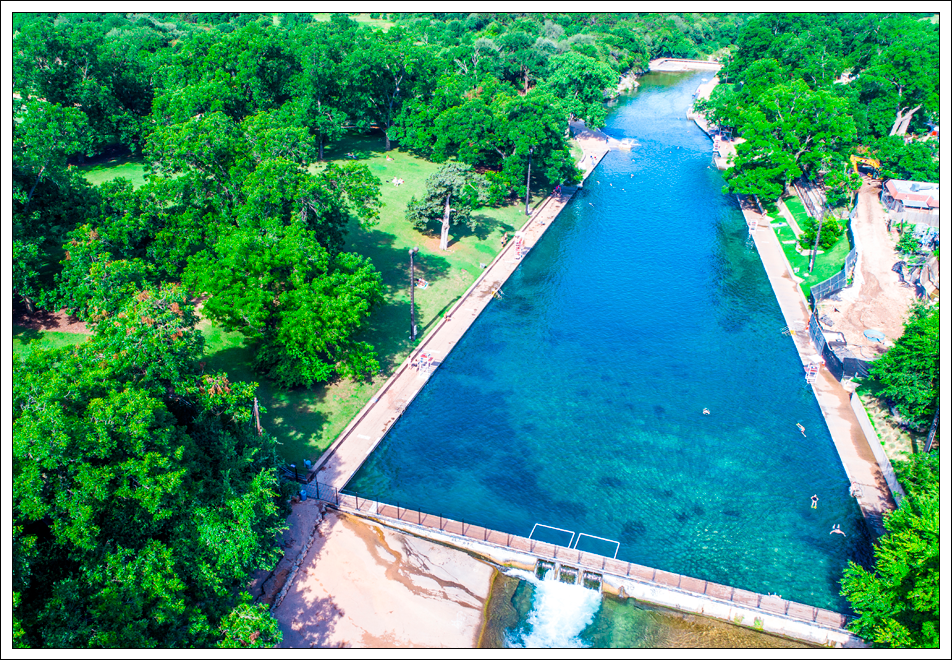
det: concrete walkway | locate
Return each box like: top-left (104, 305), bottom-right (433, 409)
top-left (312, 132), bottom-right (610, 491)
top-left (739, 198), bottom-right (895, 536)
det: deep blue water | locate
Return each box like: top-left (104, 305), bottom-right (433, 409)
top-left (349, 72), bottom-right (871, 611)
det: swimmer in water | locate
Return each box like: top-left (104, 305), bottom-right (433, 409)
top-left (811, 494), bottom-right (818, 509)
top-left (797, 423), bottom-right (806, 436)
top-left (702, 408), bottom-right (710, 415)
top-left (830, 524), bottom-right (846, 536)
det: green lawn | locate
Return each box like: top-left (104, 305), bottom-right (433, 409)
top-left (311, 12), bottom-right (395, 30)
top-left (765, 197), bottom-right (852, 299)
top-left (78, 154), bottom-right (148, 188)
top-left (13, 325), bottom-right (88, 359)
top-left (783, 195), bottom-right (812, 231)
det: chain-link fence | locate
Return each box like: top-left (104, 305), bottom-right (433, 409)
top-left (809, 245), bottom-right (857, 308)
top-left (808, 309), bottom-right (870, 381)
top-left (808, 200), bottom-right (859, 309)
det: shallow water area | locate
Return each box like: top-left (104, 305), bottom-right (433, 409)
top-left (349, 72), bottom-right (871, 612)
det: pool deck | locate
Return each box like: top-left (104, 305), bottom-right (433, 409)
top-left (311, 127), bottom-right (611, 491)
top-left (740, 200), bottom-right (895, 536)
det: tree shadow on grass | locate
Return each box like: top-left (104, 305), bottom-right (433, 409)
top-left (348, 227), bottom-right (453, 291)
top-left (13, 325), bottom-right (43, 346)
top-left (320, 131), bottom-right (388, 162)
top-left (455, 212), bottom-right (519, 243)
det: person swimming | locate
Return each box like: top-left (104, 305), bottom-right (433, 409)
top-left (830, 524), bottom-right (845, 536)
top-left (797, 423), bottom-right (806, 436)
top-left (702, 408), bottom-right (710, 415)
top-left (811, 494), bottom-right (818, 509)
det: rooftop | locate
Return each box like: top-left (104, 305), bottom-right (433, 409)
top-left (885, 180), bottom-right (939, 208)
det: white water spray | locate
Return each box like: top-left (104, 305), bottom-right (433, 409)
top-left (502, 568), bottom-right (602, 648)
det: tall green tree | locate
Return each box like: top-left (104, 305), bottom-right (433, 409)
top-left (13, 99), bottom-right (91, 212)
top-left (288, 24), bottom-right (349, 160)
top-left (406, 162), bottom-right (489, 251)
top-left (188, 223), bottom-right (385, 388)
top-left (867, 303), bottom-right (939, 430)
top-left (344, 29), bottom-right (435, 150)
top-left (840, 450), bottom-right (939, 648)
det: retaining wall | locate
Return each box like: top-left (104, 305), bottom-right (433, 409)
top-left (849, 393), bottom-right (906, 505)
top-left (331, 496), bottom-right (865, 648)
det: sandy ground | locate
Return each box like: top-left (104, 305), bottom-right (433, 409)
top-left (816, 179), bottom-right (917, 359)
top-left (272, 509), bottom-right (495, 648)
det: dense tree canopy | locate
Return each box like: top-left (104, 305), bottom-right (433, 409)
top-left (13, 285), bottom-right (287, 647)
top-left (841, 450), bottom-right (939, 648)
top-left (697, 12), bottom-right (939, 199)
top-left (867, 303), bottom-right (939, 431)
top-left (724, 80), bottom-right (856, 199)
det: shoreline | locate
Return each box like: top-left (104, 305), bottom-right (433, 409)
top-left (737, 198), bottom-right (896, 536)
top-left (309, 123), bottom-right (611, 492)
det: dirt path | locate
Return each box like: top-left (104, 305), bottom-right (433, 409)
top-left (12, 301), bottom-right (89, 334)
top-left (816, 180), bottom-right (917, 359)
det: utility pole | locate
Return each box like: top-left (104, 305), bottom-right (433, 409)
top-left (809, 214), bottom-right (825, 273)
top-left (252, 397), bottom-right (262, 436)
top-left (924, 408), bottom-right (939, 453)
top-left (525, 146), bottom-right (534, 216)
top-left (409, 247), bottom-right (419, 341)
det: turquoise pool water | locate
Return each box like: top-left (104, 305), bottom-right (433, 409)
top-left (349, 72), bottom-right (871, 612)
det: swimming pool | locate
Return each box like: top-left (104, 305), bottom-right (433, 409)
top-left (348, 72), bottom-right (871, 611)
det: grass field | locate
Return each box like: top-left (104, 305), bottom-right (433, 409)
top-left (13, 325), bottom-right (88, 359)
top-left (78, 154), bottom-right (148, 188)
top-left (76, 129), bottom-right (556, 463)
top-left (783, 195), bottom-right (812, 232)
top-left (311, 13), bottom-right (395, 30)
top-left (765, 197), bottom-right (852, 299)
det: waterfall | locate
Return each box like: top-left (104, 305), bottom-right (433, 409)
top-left (502, 569), bottom-right (602, 648)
